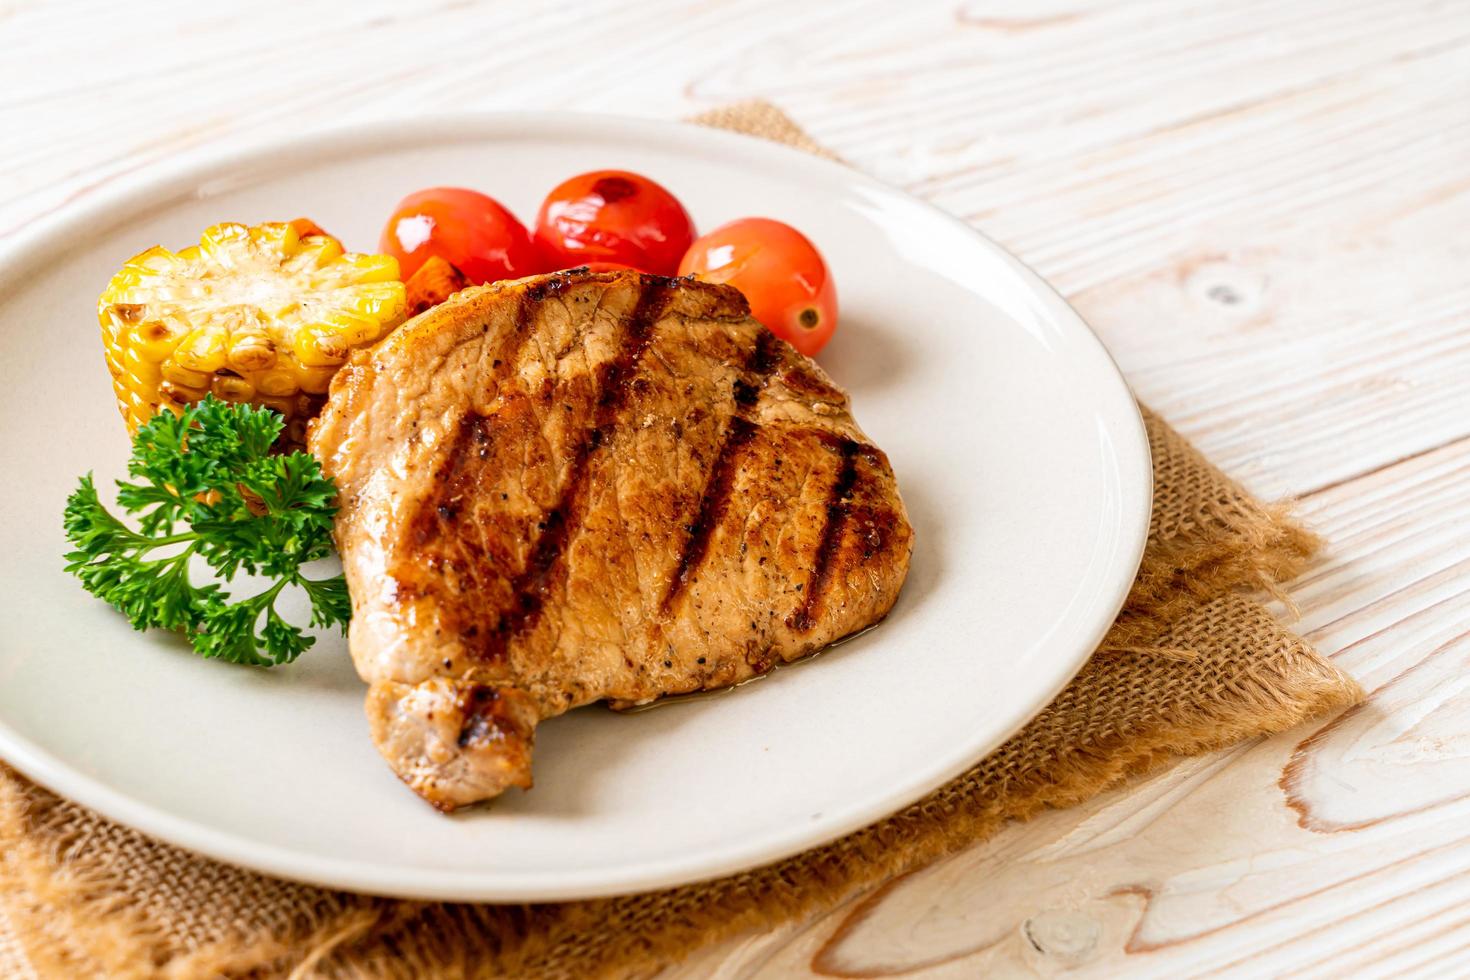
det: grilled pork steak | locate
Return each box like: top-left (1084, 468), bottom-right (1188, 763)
top-left (310, 270), bottom-right (913, 810)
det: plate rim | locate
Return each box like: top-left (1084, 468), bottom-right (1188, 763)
top-left (0, 111), bottom-right (1152, 901)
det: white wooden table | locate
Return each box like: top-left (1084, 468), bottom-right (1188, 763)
top-left (4, 1), bottom-right (1468, 975)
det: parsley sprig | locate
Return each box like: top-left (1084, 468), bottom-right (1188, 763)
top-left (63, 397), bottom-right (349, 666)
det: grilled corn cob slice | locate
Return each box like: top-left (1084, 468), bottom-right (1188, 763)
top-left (98, 219), bottom-right (407, 447)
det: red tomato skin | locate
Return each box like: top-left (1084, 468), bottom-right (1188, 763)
top-left (677, 218), bottom-right (838, 357)
top-left (534, 170), bottom-right (695, 275)
top-left (380, 187), bottom-right (540, 285)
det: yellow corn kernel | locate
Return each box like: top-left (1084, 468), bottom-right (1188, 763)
top-left (160, 362), bottom-right (211, 389)
top-left (345, 281), bottom-right (408, 317)
top-left (255, 394), bottom-right (294, 416)
top-left (96, 218), bottom-right (406, 443)
top-left (103, 302), bottom-right (146, 329)
top-left (296, 365), bottom-right (337, 395)
top-left (130, 320), bottom-right (185, 362)
top-left (124, 246), bottom-right (177, 276)
top-left (199, 223), bottom-right (251, 267)
top-left (338, 311), bottom-right (388, 347)
top-left (105, 269), bottom-right (143, 295)
top-left (173, 328), bottom-right (229, 372)
top-left (254, 370), bottom-right (300, 397)
top-left (292, 326), bottom-right (349, 367)
top-left (345, 253), bottom-right (401, 283)
top-left (210, 375), bottom-right (256, 403)
top-left (226, 322), bottom-right (277, 372)
top-left (122, 347), bottom-right (162, 385)
top-left (301, 237), bottom-right (345, 267)
top-left (160, 380), bottom-right (207, 404)
top-left (250, 221), bottom-right (295, 252)
top-left (228, 344), bottom-right (276, 372)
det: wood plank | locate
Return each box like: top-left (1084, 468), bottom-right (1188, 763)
top-left (1, 0), bottom-right (1463, 240)
top-left (1037, 44), bottom-right (1470, 497)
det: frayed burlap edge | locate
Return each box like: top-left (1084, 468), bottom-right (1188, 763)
top-left (0, 772), bottom-right (384, 980)
top-left (1106, 504), bottom-right (1317, 648)
top-left (1102, 407), bottom-right (1320, 649)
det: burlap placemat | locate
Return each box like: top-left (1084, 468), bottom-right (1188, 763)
top-left (0, 103), bottom-right (1362, 979)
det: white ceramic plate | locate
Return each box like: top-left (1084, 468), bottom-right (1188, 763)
top-left (0, 114), bottom-right (1149, 901)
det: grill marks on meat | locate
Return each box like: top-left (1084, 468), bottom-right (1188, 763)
top-left (661, 416), bottom-right (757, 613)
top-left (790, 437), bottom-right (863, 633)
top-left (496, 281), bottom-right (671, 651)
top-left (662, 330), bottom-right (783, 613)
top-left (311, 270), bottom-right (914, 810)
top-left (431, 280), bottom-right (674, 662)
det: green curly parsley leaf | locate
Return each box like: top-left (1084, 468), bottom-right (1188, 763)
top-left (63, 397), bottom-right (348, 667)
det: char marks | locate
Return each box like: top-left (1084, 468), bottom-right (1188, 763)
top-left (733, 329), bottom-right (781, 408)
top-left (662, 416), bottom-right (758, 612)
top-left (456, 685), bottom-right (508, 748)
top-left (469, 276), bottom-right (673, 660)
top-left (789, 438), bottom-right (862, 633)
top-left (410, 412), bottom-right (494, 550)
top-left (662, 329), bottom-right (785, 612)
top-left (415, 291), bottom-right (544, 544)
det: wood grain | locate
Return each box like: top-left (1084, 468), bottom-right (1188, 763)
top-left (3, 0), bottom-right (1468, 975)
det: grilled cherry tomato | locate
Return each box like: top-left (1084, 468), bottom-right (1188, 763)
top-left (380, 187), bottom-right (540, 285)
top-left (677, 218), bottom-right (838, 356)
top-left (534, 170), bottom-right (695, 275)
